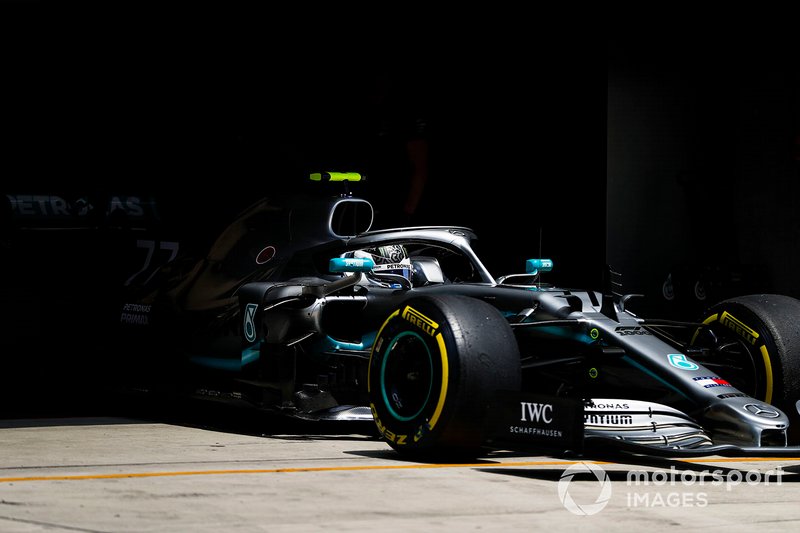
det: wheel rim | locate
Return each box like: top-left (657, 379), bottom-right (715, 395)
top-left (380, 331), bottom-right (434, 422)
top-left (692, 326), bottom-right (760, 398)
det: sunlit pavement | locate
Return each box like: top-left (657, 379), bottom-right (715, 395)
top-left (1, 413), bottom-right (799, 532)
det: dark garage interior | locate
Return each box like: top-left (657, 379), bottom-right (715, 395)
top-left (2, 6), bottom-right (798, 418)
top-left (608, 38), bottom-right (799, 319)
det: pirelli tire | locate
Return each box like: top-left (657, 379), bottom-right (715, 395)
top-left (693, 294), bottom-right (800, 436)
top-left (368, 295), bottom-right (521, 457)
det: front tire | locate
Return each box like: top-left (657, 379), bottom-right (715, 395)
top-left (368, 295), bottom-right (521, 458)
top-left (692, 294), bottom-right (800, 427)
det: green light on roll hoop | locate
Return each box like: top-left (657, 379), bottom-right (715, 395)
top-left (310, 172), bottom-right (365, 182)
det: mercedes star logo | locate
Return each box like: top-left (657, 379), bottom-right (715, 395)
top-left (744, 403), bottom-right (781, 418)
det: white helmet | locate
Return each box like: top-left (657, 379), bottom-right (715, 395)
top-left (353, 244), bottom-right (412, 287)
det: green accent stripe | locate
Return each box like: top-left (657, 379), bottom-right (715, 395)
top-left (621, 355), bottom-right (690, 400)
top-left (381, 331), bottom-right (432, 422)
top-left (190, 346), bottom-right (260, 372)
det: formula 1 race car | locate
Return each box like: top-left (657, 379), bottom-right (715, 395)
top-left (115, 174), bottom-right (800, 458)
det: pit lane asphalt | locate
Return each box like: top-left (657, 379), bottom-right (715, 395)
top-left (2, 397), bottom-right (800, 532)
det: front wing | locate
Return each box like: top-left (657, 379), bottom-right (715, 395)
top-left (487, 392), bottom-right (800, 458)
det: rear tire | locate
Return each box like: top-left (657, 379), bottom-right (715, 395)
top-left (368, 295), bottom-right (521, 458)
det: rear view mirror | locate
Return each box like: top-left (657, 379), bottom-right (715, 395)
top-left (526, 259), bottom-right (553, 275)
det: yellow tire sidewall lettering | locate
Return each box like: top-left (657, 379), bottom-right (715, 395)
top-left (368, 308), bottom-right (452, 447)
top-left (760, 344), bottom-right (774, 404)
top-left (428, 332), bottom-right (449, 430)
top-left (695, 311), bottom-right (774, 403)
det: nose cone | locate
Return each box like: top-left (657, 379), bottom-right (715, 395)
top-left (702, 397), bottom-right (789, 447)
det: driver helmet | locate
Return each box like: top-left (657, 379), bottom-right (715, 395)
top-left (352, 244), bottom-right (412, 287)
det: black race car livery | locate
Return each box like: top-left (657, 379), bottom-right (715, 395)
top-left (115, 176), bottom-right (800, 458)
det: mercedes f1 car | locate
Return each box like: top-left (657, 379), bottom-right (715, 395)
top-left (116, 174), bottom-right (800, 458)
